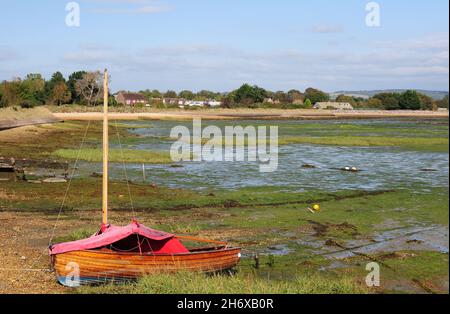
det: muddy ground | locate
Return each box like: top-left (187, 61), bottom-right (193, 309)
top-left (0, 121), bottom-right (448, 294)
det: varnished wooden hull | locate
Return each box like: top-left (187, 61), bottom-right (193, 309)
top-left (52, 247), bottom-right (241, 286)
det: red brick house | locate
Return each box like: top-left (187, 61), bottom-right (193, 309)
top-left (115, 92), bottom-right (148, 106)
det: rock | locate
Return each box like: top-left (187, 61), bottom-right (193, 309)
top-left (20, 256), bottom-right (26, 260)
top-left (27, 180), bottom-right (42, 184)
top-left (43, 177), bottom-right (67, 183)
top-left (420, 168), bottom-right (438, 172)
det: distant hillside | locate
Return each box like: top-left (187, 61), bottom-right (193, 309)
top-left (331, 90), bottom-right (449, 100)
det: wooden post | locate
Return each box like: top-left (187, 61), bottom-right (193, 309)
top-left (253, 253), bottom-right (260, 269)
top-left (102, 69), bottom-right (109, 225)
top-left (142, 164), bottom-right (146, 182)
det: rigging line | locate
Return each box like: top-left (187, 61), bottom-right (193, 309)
top-left (113, 120), bottom-right (136, 220)
top-left (48, 120), bottom-right (92, 246)
top-left (14, 121), bottom-right (92, 282)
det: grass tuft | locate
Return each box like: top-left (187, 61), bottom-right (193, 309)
top-left (53, 148), bottom-right (173, 164)
top-left (77, 271), bottom-right (367, 294)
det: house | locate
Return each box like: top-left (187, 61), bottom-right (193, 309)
top-left (163, 98), bottom-right (186, 106)
top-left (264, 98), bottom-right (281, 104)
top-left (115, 92), bottom-right (148, 106)
top-left (206, 100), bottom-right (222, 107)
top-left (184, 100), bottom-right (205, 107)
top-left (179, 100), bottom-right (222, 108)
top-left (313, 102), bottom-right (354, 110)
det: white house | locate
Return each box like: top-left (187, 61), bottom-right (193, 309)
top-left (206, 100), bottom-right (222, 107)
top-left (181, 100), bottom-right (222, 108)
top-left (185, 100), bottom-right (205, 107)
top-left (314, 102), bottom-right (354, 110)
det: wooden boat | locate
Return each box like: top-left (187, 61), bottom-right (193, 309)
top-left (49, 70), bottom-right (241, 286)
top-left (52, 242), bottom-right (241, 285)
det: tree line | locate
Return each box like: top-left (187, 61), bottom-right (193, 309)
top-left (0, 71), bottom-right (106, 108)
top-left (0, 71), bottom-right (448, 110)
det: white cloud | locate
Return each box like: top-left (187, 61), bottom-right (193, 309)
top-left (61, 33), bottom-right (449, 92)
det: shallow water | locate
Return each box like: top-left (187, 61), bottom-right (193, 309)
top-left (77, 119), bottom-right (449, 192)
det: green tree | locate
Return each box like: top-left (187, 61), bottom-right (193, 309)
top-left (417, 93), bottom-right (435, 110)
top-left (221, 92), bottom-right (236, 108)
top-left (68, 71), bottom-right (87, 104)
top-left (164, 90), bottom-right (178, 98)
top-left (373, 93), bottom-right (401, 110)
top-left (109, 95), bottom-right (118, 107)
top-left (197, 90), bottom-right (218, 100)
top-left (303, 98), bottom-right (312, 108)
top-left (273, 91), bottom-right (289, 103)
top-left (0, 80), bottom-right (21, 107)
top-left (435, 95), bottom-right (449, 109)
top-left (152, 90), bottom-right (162, 98)
top-left (179, 90), bottom-right (195, 100)
top-left (19, 74), bottom-right (45, 106)
top-left (287, 89), bottom-right (304, 104)
top-left (139, 89), bottom-right (153, 101)
top-left (233, 84), bottom-right (267, 105)
top-left (45, 72), bottom-right (66, 102)
top-left (51, 82), bottom-right (71, 106)
top-left (335, 94), bottom-right (356, 106)
top-left (366, 98), bottom-right (383, 109)
top-left (304, 88), bottom-right (329, 104)
top-left (399, 90), bottom-right (421, 110)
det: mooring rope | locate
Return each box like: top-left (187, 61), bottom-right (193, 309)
top-left (47, 120), bottom-right (92, 246)
top-left (13, 121), bottom-right (92, 284)
top-left (113, 120), bottom-right (136, 221)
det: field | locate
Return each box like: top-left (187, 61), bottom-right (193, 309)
top-left (0, 116), bottom-right (448, 294)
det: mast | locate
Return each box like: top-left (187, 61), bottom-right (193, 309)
top-left (102, 69), bottom-right (109, 225)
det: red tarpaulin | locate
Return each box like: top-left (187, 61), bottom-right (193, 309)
top-left (49, 221), bottom-right (189, 255)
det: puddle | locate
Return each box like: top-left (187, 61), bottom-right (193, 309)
top-left (265, 244), bottom-right (292, 256)
top-left (326, 225), bottom-right (449, 259)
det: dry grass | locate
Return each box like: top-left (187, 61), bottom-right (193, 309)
top-left (0, 107), bottom-right (55, 121)
top-left (0, 124), bottom-right (50, 143)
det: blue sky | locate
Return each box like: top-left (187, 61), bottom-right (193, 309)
top-left (0, 0), bottom-right (448, 92)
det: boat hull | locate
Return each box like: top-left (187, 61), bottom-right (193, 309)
top-left (52, 247), bottom-right (241, 286)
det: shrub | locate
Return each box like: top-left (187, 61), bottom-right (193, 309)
top-left (20, 101), bottom-right (35, 109)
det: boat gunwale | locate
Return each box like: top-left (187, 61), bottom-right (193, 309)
top-left (52, 246), bottom-right (241, 258)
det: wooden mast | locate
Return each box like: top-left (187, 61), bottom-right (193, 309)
top-left (102, 69), bottom-right (109, 225)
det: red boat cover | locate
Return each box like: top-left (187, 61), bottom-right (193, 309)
top-left (49, 221), bottom-right (189, 255)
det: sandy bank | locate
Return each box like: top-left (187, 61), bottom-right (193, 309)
top-left (0, 107), bottom-right (61, 130)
